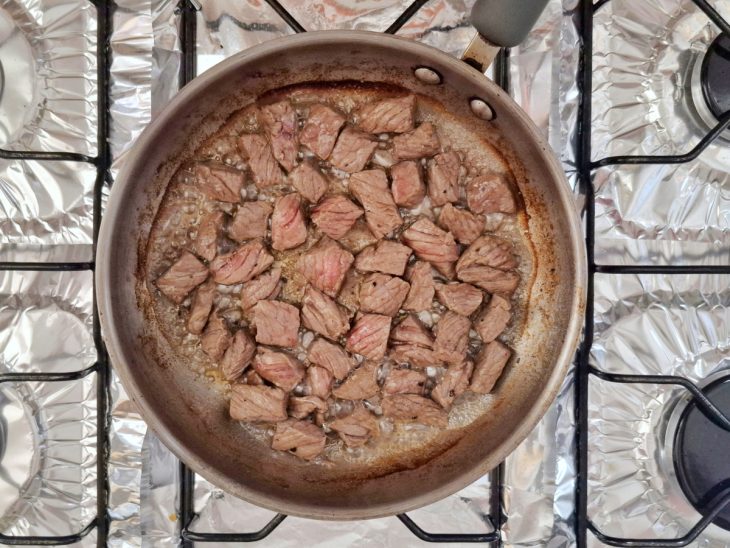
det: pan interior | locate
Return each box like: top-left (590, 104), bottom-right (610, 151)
top-left (100, 32), bottom-right (583, 519)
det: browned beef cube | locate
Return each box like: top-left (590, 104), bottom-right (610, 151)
top-left (382, 394), bottom-right (448, 427)
top-left (201, 311), bottom-right (232, 361)
top-left (433, 311), bottom-right (470, 365)
top-left (300, 285), bottom-right (350, 340)
top-left (253, 300), bottom-right (300, 347)
top-left (220, 329), bottom-right (256, 381)
top-left (195, 163), bottom-right (244, 203)
top-left (354, 240), bottom-right (412, 276)
top-left (346, 314), bottom-right (391, 360)
top-left (332, 360), bottom-right (379, 400)
top-left (401, 218), bottom-right (459, 276)
top-left (311, 194), bottom-right (363, 240)
top-left (402, 261), bottom-right (435, 312)
top-left (260, 101), bottom-right (299, 172)
top-left (383, 368), bottom-right (427, 395)
top-left (390, 314), bottom-right (433, 348)
top-left (470, 340), bottom-right (511, 393)
top-left (192, 210), bottom-right (224, 261)
top-left (289, 160), bottom-right (328, 203)
top-left (390, 344), bottom-right (442, 368)
top-left (271, 193), bottom-right (307, 251)
top-left (240, 267), bottom-right (282, 310)
top-left (435, 282), bottom-right (483, 316)
top-left (357, 95), bottom-right (415, 134)
top-left (228, 201), bottom-right (272, 242)
top-left (297, 236), bottom-right (354, 297)
top-left (456, 236), bottom-right (519, 294)
top-left (329, 405), bottom-right (378, 447)
top-left (271, 419), bottom-right (326, 460)
top-left (390, 160), bottom-right (425, 208)
top-left (230, 384), bottom-right (287, 422)
top-left (466, 173), bottom-right (516, 214)
top-left (210, 240), bottom-right (273, 285)
top-left (349, 169), bottom-right (402, 238)
top-left (437, 203), bottom-right (483, 245)
top-left (329, 126), bottom-right (378, 173)
top-left (187, 279), bottom-right (217, 334)
top-left (474, 294), bottom-right (512, 342)
top-left (427, 151), bottom-right (460, 206)
top-left (340, 219), bottom-right (378, 254)
top-left (300, 104), bottom-right (346, 160)
top-left (253, 347), bottom-right (306, 391)
top-left (308, 337), bottom-right (356, 381)
top-left (358, 273), bottom-right (410, 317)
top-left (306, 365), bottom-right (333, 399)
top-left (156, 251), bottom-right (209, 304)
top-left (432, 360), bottom-right (473, 409)
top-left (238, 133), bottom-right (284, 188)
top-left (457, 266), bottom-right (519, 294)
top-left (392, 122), bottom-right (440, 160)
top-left (288, 395), bottom-right (327, 419)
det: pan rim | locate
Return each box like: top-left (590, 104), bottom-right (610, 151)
top-left (97, 29), bottom-right (587, 520)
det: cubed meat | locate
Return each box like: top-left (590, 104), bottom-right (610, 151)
top-left (427, 151), bottom-right (460, 206)
top-left (332, 360), bottom-right (379, 400)
top-left (311, 194), bottom-right (363, 240)
top-left (340, 219), bottom-right (377, 254)
top-left (230, 384), bottom-right (287, 422)
top-left (253, 300), bottom-right (300, 347)
top-left (289, 160), bottom-right (328, 203)
top-left (357, 95), bottom-right (415, 134)
top-left (229, 201), bottom-right (272, 243)
top-left (194, 163), bottom-right (244, 203)
top-left (240, 267), bottom-right (282, 310)
top-left (354, 240), bottom-right (412, 276)
top-left (382, 394), bottom-right (448, 427)
top-left (271, 193), bottom-right (307, 251)
top-left (192, 210), bottom-right (224, 261)
top-left (456, 235), bottom-right (518, 272)
top-left (457, 266), bottom-right (520, 294)
top-left (390, 314), bottom-right (434, 348)
top-left (358, 273), bottom-right (410, 317)
top-left (438, 203), bottom-right (483, 245)
top-left (401, 218), bottom-right (459, 277)
top-left (470, 340), bottom-right (511, 393)
top-left (336, 269), bottom-right (361, 312)
top-left (210, 240), bottom-right (274, 285)
top-left (392, 122), bottom-right (440, 160)
top-left (402, 261), bottom-right (435, 312)
top-left (271, 419), bottom-right (326, 460)
top-left (300, 104), bottom-right (346, 160)
top-left (187, 279), bottom-right (217, 334)
top-left (300, 285), bottom-right (350, 340)
top-left (260, 101), bottom-right (299, 172)
top-left (433, 311), bottom-right (470, 365)
top-left (329, 126), bottom-right (378, 173)
top-left (435, 283), bottom-right (483, 316)
top-left (466, 173), bottom-right (517, 214)
top-left (390, 160), bottom-right (425, 208)
top-left (329, 405), bottom-right (378, 447)
top-left (432, 360), bottom-right (473, 409)
top-left (474, 294), bottom-right (512, 342)
top-left (201, 311), bottom-right (232, 361)
top-left (348, 169), bottom-right (402, 238)
top-left (288, 395), bottom-right (327, 419)
top-left (238, 133), bottom-right (284, 188)
top-left (220, 329), bottom-right (256, 381)
top-left (306, 365), bottom-right (333, 399)
top-left (383, 368), bottom-right (427, 395)
top-left (308, 337), bottom-right (356, 381)
top-left (243, 369), bottom-right (264, 386)
top-left (346, 314), bottom-right (391, 360)
top-left (297, 236), bottom-right (354, 297)
top-left (156, 251), bottom-right (209, 304)
top-left (253, 347), bottom-right (306, 391)
top-left (390, 344), bottom-right (442, 368)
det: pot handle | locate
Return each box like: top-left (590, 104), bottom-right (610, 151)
top-left (462, 0), bottom-right (550, 72)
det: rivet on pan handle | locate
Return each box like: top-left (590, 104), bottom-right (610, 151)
top-left (461, 0), bottom-right (550, 72)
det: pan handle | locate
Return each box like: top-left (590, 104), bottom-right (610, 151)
top-left (461, 0), bottom-right (550, 72)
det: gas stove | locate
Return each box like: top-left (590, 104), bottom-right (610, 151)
top-left (0, 1), bottom-right (728, 546)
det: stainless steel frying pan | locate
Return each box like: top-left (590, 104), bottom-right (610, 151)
top-left (97, 0), bottom-right (586, 519)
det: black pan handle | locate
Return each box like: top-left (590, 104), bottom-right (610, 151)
top-left (461, 0), bottom-right (550, 72)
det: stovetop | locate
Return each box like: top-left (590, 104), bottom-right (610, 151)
top-left (0, 1), bottom-right (728, 546)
